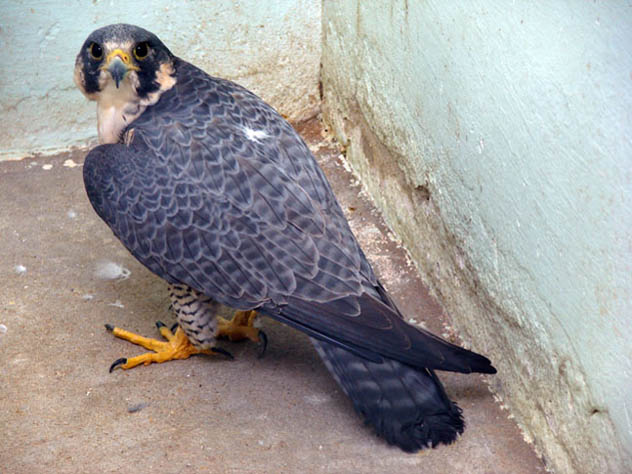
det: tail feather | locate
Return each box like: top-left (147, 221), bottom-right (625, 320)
top-left (312, 338), bottom-right (464, 451)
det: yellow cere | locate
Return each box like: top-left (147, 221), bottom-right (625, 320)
top-left (102, 48), bottom-right (140, 71)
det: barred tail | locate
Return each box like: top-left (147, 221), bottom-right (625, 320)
top-left (311, 338), bottom-right (464, 451)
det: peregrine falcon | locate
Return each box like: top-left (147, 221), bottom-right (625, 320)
top-left (75, 24), bottom-right (496, 451)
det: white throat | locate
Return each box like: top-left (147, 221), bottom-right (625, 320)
top-left (91, 62), bottom-right (176, 144)
top-left (96, 79), bottom-right (145, 144)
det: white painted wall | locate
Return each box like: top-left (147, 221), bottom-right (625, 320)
top-left (4, 1), bottom-right (632, 471)
top-left (322, 1), bottom-right (632, 473)
top-left (0, 0), bottom-right (321, 159)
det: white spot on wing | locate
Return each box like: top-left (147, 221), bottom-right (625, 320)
top-left (242, 126), bottom-right (269, 142)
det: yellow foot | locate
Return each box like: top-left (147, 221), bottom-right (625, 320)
top-left (105, 321), bottom-right (232, 372)
top-left (217, 310), bottom-right (267, 356)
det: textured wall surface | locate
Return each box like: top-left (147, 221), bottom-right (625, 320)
top-left (322, 1), bottom-right (632, 473)
top-left (0, 0), bottom-right (321, 159)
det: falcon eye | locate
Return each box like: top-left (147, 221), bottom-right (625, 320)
top-left (88, 42), bottom-right (103, 60)
top-left (133, 42), bottom-right (150, 60)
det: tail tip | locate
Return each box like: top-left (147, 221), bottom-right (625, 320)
top-left (369, 402), bottom-right (465, 452)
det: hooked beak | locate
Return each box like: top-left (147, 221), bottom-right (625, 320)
top-left (102, 49), bottom-right (139, 88)
top-left (108, 58), bottom-right (128, 88)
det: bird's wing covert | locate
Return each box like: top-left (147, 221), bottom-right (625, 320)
top-left (83, 60), bottom-right (375, 307)
top-left (83, 60), bottom-right (495, 374)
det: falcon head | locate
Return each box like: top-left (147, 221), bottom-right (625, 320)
top-left (75, 24), bottom-right (177, 143)
top-left (74, 23), bottom-right (175, 100)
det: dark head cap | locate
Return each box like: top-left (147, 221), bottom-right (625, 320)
top-left (75, 24), bottom-right (175, 99)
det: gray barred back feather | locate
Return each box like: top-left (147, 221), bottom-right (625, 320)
top-left (82, 36), bottom-right (495, 451)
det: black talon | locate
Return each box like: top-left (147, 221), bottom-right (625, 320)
top-left (155, 321), bottom-right (166, 329)
top-left (170, 323), bottom-right (179, 333)
top-left (109, 357), bottom-right (127, 373)
top-left (211, 347), bottom-right (234, 360)
top-left (257, 330), bottom-right (268, 359)
top-left (105, 323), bottom-right (114, 332)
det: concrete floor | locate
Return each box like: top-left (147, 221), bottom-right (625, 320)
top-left (0, 119), bottom-right (545, 473)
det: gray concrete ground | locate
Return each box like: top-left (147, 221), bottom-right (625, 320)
top-left (0, 119), bottom-right (545, 473)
